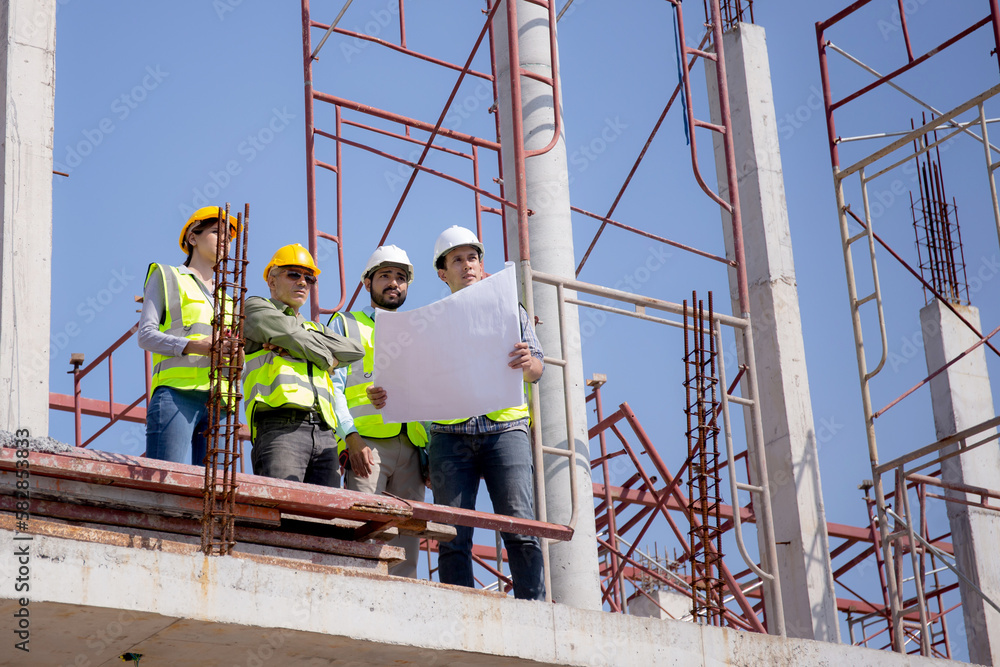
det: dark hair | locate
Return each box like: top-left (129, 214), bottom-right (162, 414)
top-left (435, 246), bottom-right (482, 271)
top-left (183, 218), bottom-right (220, 266)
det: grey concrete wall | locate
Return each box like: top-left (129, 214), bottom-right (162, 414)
top-left (0, 527), bottom-right (976, 666)
top-left (0, 0), bottom-right (56, 436)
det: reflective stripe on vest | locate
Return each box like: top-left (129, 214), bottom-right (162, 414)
top-left (432, 400), bottom-right (530, 426)
top-left (148, 263), bottom-right (222, 393)
top-left (334, 311), bottom-right (427, 449)
top-left (242, 320), bottom-right (338, 440)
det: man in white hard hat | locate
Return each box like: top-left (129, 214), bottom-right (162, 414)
top-left (369, 226), bottom-right (545, 600)
top-left (243, 244), bottom-right (363, 487)
top-left (328, 245), bottom-right (428, 578)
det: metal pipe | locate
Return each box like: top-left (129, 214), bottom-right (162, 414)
top-left (831, 17), bottom-right (991, 112)
top-left (575, 32), bottom-right (711, 276)
top-left (555, 281), bottom-right (579, 530)
top-left (715, 321), bottom-right (774, 583)
top-left (825, 41), bottom-right (1000, 154)
top-left (837, 84), bottom-right (1000, 181)
top-left (309, 0), bottom-right (355, 60)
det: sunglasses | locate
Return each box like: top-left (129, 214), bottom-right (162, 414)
top-left (283, 269), bottom-right (317, 285)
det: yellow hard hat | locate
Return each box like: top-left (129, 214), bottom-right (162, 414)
top-left (263, 244), bottom-right (321, 282)
top-left (179, 206), bottom-right (239, 253)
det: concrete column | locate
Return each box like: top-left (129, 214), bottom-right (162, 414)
top-left (628, 588), bottom-right (692, 621)
top-left (920, 301), bottom-right (1000, 666)
top-left (704, 24), bottom-right (840, 641)
top-left (493, 0), bottom-right (601, 610)
top-left (0, 0), bottom-right (56, 436)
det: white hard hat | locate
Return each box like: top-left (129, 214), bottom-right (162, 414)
top-left (362, 244), bottom-right (414, 283)
top-left (433, 225), bottom-right (484, 269)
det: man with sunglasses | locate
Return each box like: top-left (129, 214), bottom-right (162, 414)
top-left (242, 244), bottom-right (363, 487)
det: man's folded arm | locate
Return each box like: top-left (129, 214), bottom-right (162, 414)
top-left (244, 297), bottom-right (363, 370)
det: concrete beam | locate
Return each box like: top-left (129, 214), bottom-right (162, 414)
top-left (0, 0), bottom-right (56, 436)
top-left (704, 23), bottom-right (840, 641)
top-left (0, 525), bottom-right (975, 666)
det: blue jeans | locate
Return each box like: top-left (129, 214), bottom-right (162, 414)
top-left (145, 386), bottom-right (209, 465)
top-left (429, 429), bottom-right (545, 600)
top-left (251, 410), bottom-right (341, 488)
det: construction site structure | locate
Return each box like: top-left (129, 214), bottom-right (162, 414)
top-left (818, 0), bottom-right (1000, 661)
top-left (1, 0), bottom-right (999, 664)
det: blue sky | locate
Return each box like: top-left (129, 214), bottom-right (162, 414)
top-left (48, 0), bottom-right (999, 649)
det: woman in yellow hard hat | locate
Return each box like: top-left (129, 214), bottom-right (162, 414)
top-left (137, 206), bottom-right (238, 465)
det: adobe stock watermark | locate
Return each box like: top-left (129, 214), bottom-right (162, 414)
top-left (213, 0), bottom-right (244, 20)
top-left (16, 0), bottom-right (70, 42)
top-left (339, 0), bottom-right (401, 63)
top-left (42, 267), bottom-right (137, 376)
top-left (886, 253), bottom-right (1000, 373)
top-left (388, 106), bottom-right (627, 192)
top-left (54, 66), bottom-right (169, 176)
top-left (178, 107), bottom-right (295, 218)
top-left (443, 80), bottom-right (494, 133)
top-left (877, 0), bottom-right (932, 40)
top-left (777, 85), bottom-right (825, 142)
top-left (847, 127), bottom-right (964, 227)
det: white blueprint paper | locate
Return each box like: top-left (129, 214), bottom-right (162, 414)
top-left (374, 264), bottom-right (524, 423)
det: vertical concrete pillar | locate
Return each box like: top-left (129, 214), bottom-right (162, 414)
top-left (493, 0), bottom-right (601, 609)
top-left (628, 588), bottom-right (692, 621)
top-left (704, 24), bottom-right (840, 641)
top-left (920, 301), bottom-right (1000, 666)
top-left (0, 0), bottom-right (56, 435)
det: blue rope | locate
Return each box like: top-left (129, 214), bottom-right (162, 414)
top-left (672, 5), bottom-right (690, 146)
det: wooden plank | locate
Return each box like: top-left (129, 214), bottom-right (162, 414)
top-left (0, 496), bottom-right (401, 562)
top-left (0, 470), bottom-right (280, 525)
top-left (0, 448), bottom-right (572, 541)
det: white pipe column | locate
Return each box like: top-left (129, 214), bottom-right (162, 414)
top-left (493, 0), bottom-right (601, 609)
top-left (0, 0), bottom-right (56, 435)
top-left (705, 24), bottom-right (840, 641)
top-left (920, 301), bottom-right (1000, 666)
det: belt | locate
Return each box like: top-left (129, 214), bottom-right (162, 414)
top-left (254, 407), bottom-right (326, 425)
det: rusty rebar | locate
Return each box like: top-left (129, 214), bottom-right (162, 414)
top-left (684, 291), bottom-right (724, 624)
top-left (910, 119), bottom-right (968, 306)
top-left (201, 203), bottom-right (250, 556)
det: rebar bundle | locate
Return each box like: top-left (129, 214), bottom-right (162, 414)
top-left (683, 291), bottom-right (724, 624)
top-left (201, 203), bottom-right (250, 556)
top-left (716, 0), bottom-right (754, 30)
top-left (911, 119), bottom-right (969, 306)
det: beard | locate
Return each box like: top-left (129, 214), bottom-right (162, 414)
top-left (372, 287), bottom-right (406, 310)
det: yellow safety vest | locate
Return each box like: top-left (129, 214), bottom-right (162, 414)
top-left (147, 263), bottom-right (232, 394)
top-left (332, 311), bottom-right (427, 452)
top-left (433, 401), bottom-right (530, 426)
top-left (242, 320), bottom-right (338, 440)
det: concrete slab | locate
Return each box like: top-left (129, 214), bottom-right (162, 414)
top-left (0, 526), bottom-right (981, 666)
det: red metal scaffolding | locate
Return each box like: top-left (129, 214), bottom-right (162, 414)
top-left (817, 0), bottom-right (1000, 656)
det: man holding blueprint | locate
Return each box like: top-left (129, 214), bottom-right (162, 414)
top-left (368, 226), bottom-right (545, 600)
